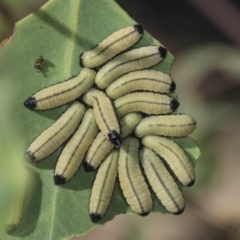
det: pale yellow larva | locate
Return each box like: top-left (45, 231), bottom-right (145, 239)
top-left (27, 101), bottom-right (86, 162)
top-left (80, 24), bottom-right (143, 68)
top-left (118, 137), bottom-right (152, 216)
top-left (5, 166), bottom-right (28, 234)
top-left (24, 68), bottom-right (96, 110)
top-left (140, 147), bottom-right (185, 214)
top-left (114, 92), bottom-right (179, 118)
top-left (89, 149), bottom-right (119, 222)
top-left (82, 88), bottom-right (101, 106)
top-left (141, 136), bottom-right (195, 187)
top-left (54, 109), bottom-right (98, 184)
top-left (5, 191), bottom-right (25, 234)
top-left (95, 46), bottom-right (167, 89)
top-left (84, 112), bottom-right (142, 171)
top-left (92, 91), bottom-right (121, 148)
top-left (134, 114), bottom-right (196, 138)
top-left (106, 69), bottom-right (175, 99)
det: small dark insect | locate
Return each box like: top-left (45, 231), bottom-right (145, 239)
top-left (34, 56), bottom-right (44, 71)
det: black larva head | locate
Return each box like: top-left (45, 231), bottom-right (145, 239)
top-left (24, 97), bottom-right (36, 109)
top-left (170, 99), bottom-right (180, 111)
top-left (139, 211), bottom-right (150, 217)
top-left (170, 81), bottom-right (176, 92)
top-left (26, 151), bottom-right (35, 161)
top-left (108, 131), bottom-right (122, 148)
top-left (158, 46), bottom-right (168, 59)
top-left (79, 52), bottom-right (84, 67)
top-left (173, 207), bottom-right (185, 215)
top-left (83, 162), bottom-right (95, 172)
top-left (187, 179), bottom-right (195, 187)
top-left (54, 174), bottom-right (66, 185)
top-left (134, 24), bottom-right (144, 34)
top-left (90, 213), bottom-right (102, 223)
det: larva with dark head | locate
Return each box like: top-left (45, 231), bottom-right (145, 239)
top-left (5, 192), bottom-right (25, 234)
top-left (5, 167), bottom-right (28, 234)
top-left (134, 114), bottom-right (196, 138)
top-left (89, 149), bottom-right (119, 222)
top-left (106, 69), bottom-right (175, 99)
top-left (83, 89), bottom-right (121, 146)
top-left (54, 109), bottom-right (98, 185)
top-left (80, 24), bottom-right (144, 68)
top-left (84, 112), bottom-right (142, 171)
top-left (92, 91), bottom-right (121, 148)
top-left (24, 68), bottom-right (96, 110)
top-left (142, 136), bottom-right (195, 187)
top-left (140, 147), bottom-right (185, 215)
top-left (114, 92), bottom-right (179, 118)
top-left (95, 45), bottom-right (168, 89)
top-left (118, 137), bottom-right (152, 216)
top-left (27, 101), bottom-right (86, 162)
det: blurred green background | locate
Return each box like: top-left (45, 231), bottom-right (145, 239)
top-left (1, 0), bottom-right (240, 239)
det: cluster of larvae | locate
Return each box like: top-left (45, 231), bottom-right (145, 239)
top-left (24, 24), bottom-right (197, 223)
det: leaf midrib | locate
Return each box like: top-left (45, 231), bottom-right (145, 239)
top-left (48, 1), bottom-right (82, 239)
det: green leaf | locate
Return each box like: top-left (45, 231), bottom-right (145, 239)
top-left (0, 0), bottom-right (200, 239)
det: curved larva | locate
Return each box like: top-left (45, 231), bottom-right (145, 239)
top-left (89, 149), bottom-right (119, 222)
top-left (84, 112), bottom-right (142, 171)
top-left (106, 69), bottom-right (175, 99)
top-left (5, 192), bottom-right (25, 234)
top-left (92, 91), bottom-right (121, 148)
top-left (134, 114), bottom-right (196, 138)
top-left (141, 136), bottom-right (195, 187)
top-left (82, 88), bottom-right (101, 106)
top-left (27, 101), bottom-right (86, 162)
top-left (5, 168), bottom-right (28, 234)
top-left (118, 137), bottom-right (152, 216)
top-left (24, 68), bottom-right (96, 110)
top-left (95, 46), bottom-right (167, 89)
top-left (114, 92), bottom-right (179, 118)
top-left (140, 147), bottom-right (185, 214)
top-left (54, 109), bottom-right (98, 184)
top-left (80, 24), bottom-right (144, 68)
top-left (120, 112), bottom-right (142, 137)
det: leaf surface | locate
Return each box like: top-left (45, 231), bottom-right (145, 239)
top-left (0, 0), bottom-right (200, 239)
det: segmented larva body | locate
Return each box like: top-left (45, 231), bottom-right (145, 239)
top-left (82, 88), bottom-right (102, 106)
top-left (83, 88), bottom-right (121, 147)
top-left (142, 136), bottom-right (195, 187)
top-left (84, 112), bottom-right (142, 171)
top-left (80, 24), bottom-right (143, 68)
top-left (92, 90), bottom-right (121, 148)
top-left (24, 68), bottom-right (96, 110)
top-left (120, 112), bottom-right (142, 137)
top-left (106, 69), bottom-right (175, 99)
top-left (114, 92), bottom-right (179, 118)
top-left (54, 109), bottom-right (98, 184)
top-left (118, 137), bottom-right (152, 215)
top-left (27, 101), bottom-right (86, 162)
top-left (89, 149), bottom-right (119, 222)
top-left (134, 114), bottom-right (196, 138)
top-left (95, 46), bottom-right (167, 89)
top-left (22, 22), bottom-right (198, 224)
top-left (140, 147), bottom-right (185, 214)
top-left (5, 167), bottom-right (28, 234)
